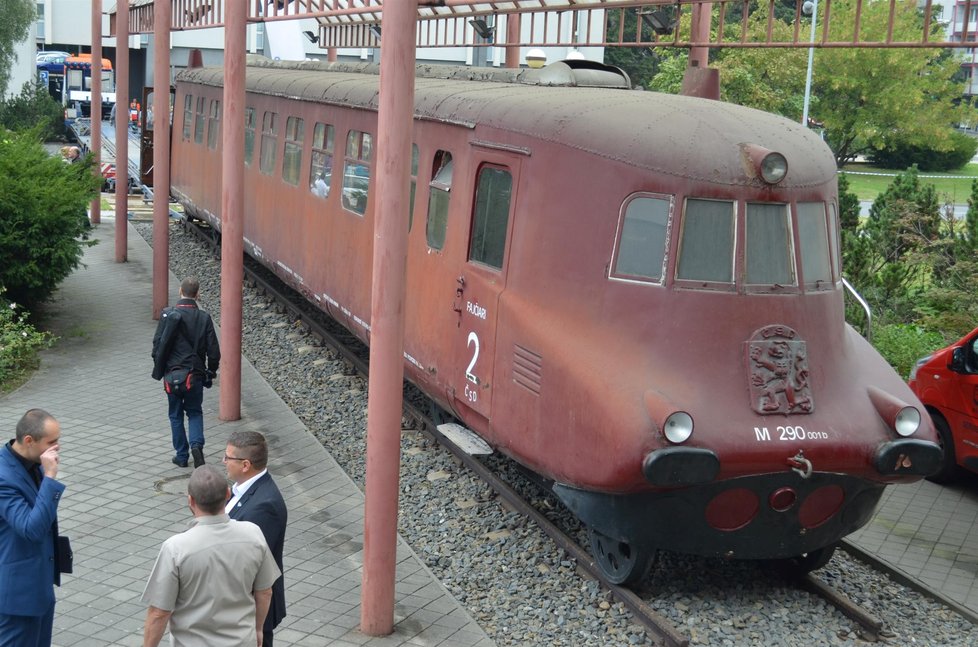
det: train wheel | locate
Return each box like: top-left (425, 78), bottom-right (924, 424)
top-left (782, 544), bottom-right (835, 575)
top-left (927, 414), bottom-right (961, 484)
top-left (587, 526), bottom-right (653, 587)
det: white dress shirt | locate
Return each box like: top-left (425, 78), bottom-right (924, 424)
top-left (225, 468), bottom-right (267, 514)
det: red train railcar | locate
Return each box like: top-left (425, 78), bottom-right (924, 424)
top-left (171, 59), bottom-right (941, 584)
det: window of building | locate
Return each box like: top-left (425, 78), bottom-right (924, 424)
top-left (469, 165), bottom-right (513, 270)
top-left (206, 99), bottom-right (221, 150)
top-left (745, 203), bottom-right (794, 286)
top-left (676, 199), bottom-right (734, 284)
top-left (612, 194), bottom-right (672, 282)
top-left (797, 202), bottom-right (832, 287)
top-left (244, 107), bottom-right (256, 166)
top-left (36, 3), bottom-right (44, 39)
top-left (259, 111), bottom-right (279, 176)
top-left (426, 151), bottom-right (453, 250)
top-left (342, 130), bottom-right (372, 215)
top-left (194, 96), bottom-right (206, 144)
top-left (282, 116), bottom-right (304, 186)
top-left (309, 122), bottom-right (334, 198)
top-left (183, 94), bottom-right (193, 141)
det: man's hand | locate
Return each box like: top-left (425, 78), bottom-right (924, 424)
top-left (39, 445), bottom-right (60, 479)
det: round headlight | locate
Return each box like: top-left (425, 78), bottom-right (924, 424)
top-left (760, 153), bottom-right (788, 184)
top-left (894, 406), bottom-right (921, 437)
top-left (664, 411), bottom-right (694, 444)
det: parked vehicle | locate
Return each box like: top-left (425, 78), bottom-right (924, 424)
top-left (909, 328), bottom-right (978, 482)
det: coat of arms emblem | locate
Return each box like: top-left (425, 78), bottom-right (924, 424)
top-left (748, 325), bottom-right (813, 415)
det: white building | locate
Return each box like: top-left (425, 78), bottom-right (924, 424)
top-left (34, 1), bottom-right (603, 107)
top-left (5, 7), bottom-right (37, 99)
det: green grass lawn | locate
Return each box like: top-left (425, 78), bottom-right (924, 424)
top-left (841, 162), bottom-right (978, 203)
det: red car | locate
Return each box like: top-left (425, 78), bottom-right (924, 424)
top-left (909, 328), bottom-right (978, 482)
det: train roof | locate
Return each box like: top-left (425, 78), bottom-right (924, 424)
top-left (177, 58), bottom-right (836, 189)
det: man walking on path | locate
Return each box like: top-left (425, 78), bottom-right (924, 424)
top-left (152, 277), bottom-right (220, 468)
top-left (225, 431), bottom-right (288, 647)
top-left (141, 465), bottom-right (279, 647)
top-left (0, 409), bottom-right (67, 647)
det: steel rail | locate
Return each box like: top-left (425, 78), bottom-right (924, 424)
top-left (797, 571), bottom-right (882, 641)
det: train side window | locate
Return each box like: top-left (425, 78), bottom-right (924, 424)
top-left (259, 111), bottom-right (279, 176)
top-left (309, 122), bottom-right (334, 199)
top-left (828, 202), bottom-right (841, 279)
top-left (745, 203), bottom-right (794, 286)
top-left (469, 165), bottom-right (513, 270)
top-left (426, 151), bottom-right (453, 250)
top-left (342, 130), bottom-right (372, 216)
top-left (282, 116), bottom-right (304, 186)
top-left (244, 107), bottom-right (256, 167)
top-left (676, 199), bottom-right (734, 283)
top-left (611, 195), bottom-right (672, 283)
top-left (797, 202), bottom-right (832, 288)
top-left (182, 94), bottom-right (193, 141)
top-left (409, 144), bottom-right (419, 232)
top-left (206, 99), bottom-right (221, 151)
top-left (194, 96), bottom-right (206, 145)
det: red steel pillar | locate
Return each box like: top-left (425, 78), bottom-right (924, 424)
top-left (219, 0), bottom-right (246, 421)
top-left (360, 0), bottom-right (418, 636)
top-left (152, 0), bottom-right (171, 318)
top-left (505, 14), bottom-right (521, 68)
top-left (115, 0), bottom-right (129, 262)
top-left (91, 0), bottom-right (102, 225)
top-left (327, 0), bottom-right (338, 62)
top-left (689, 2), bottom-right (713, 69)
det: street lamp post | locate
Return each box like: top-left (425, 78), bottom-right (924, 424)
top-left (801, 0), bottom-right (818, 127)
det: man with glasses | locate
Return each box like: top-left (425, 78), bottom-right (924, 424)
top-left (224, 432), bottom-right (288, 647)
top-left (142, 465), bottom-right (279, 647)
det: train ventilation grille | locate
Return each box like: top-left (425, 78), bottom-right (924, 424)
top-left (513, 344), bottom-right (543, 395)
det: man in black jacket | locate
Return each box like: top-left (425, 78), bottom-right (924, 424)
top-left (151, 277), bottom-right (220, 468)
top-left (224, 431), bottom-right (288, 646)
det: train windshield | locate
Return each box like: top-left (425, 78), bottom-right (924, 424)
top-left (745, 203), bottom-right (795, 286)
top-left (797, 202), bottom-right (833, 287)
top-left (611, 194), bottom-right (671, 282)
top-left (676, 199), bottom-right (734, 284)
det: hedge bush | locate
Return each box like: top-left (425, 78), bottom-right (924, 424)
top-left (0, 290), bottom-right (53, 389)
top-left (870, 131), bottom-right (978, 172)
top-left (0, 127), bottom-right (100, 309)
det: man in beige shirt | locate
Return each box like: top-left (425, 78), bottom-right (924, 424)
top-left (141, 465), bottom-right (280, 647)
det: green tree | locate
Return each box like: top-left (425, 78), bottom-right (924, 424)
top-left (963, 178), bottom-right (978, 252)
top-left (0, 0), bottom-right (35, 98)
top-left (0, 128), bottom-right (100, 308)
top-left (817, 1), bottom-right (971, 166)
top-left (0, 82), bottom-right (64, 140)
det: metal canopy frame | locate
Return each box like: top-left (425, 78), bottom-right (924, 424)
top-left (113, 0), bottom-right (978, 50)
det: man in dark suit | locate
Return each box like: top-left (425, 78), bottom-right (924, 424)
top-left (224, 431), bottom-right (287, 645)
top-left (0, 409), bottom-right (66, 647)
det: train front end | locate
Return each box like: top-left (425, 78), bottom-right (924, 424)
top-left (522, 92), bottom-right (943, 584)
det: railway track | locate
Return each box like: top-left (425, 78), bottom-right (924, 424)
top-left (178, 216), bottom-right (893, 646)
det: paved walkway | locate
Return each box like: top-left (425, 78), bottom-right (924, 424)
top-left (0, 220), bottom-right (494, 647)
top-left (848, 472), bottom-right (978, 622)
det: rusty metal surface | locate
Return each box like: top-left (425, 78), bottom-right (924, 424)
top-left (179, 60), bottom-right (836, 190)
top-left (115, 0), bottom-right (975, 50)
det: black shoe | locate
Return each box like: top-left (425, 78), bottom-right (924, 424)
top-left (191, 447), bottom-right (205, 468)
top-left (172, 456), bottom-right (188, 468)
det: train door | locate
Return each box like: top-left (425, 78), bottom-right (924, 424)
top-left (140, 86), bottom-right (173, 187)
top-left (451, 151), bottom-right (520, 422)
